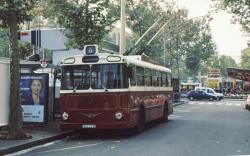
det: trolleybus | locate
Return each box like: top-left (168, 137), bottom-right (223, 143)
top-left (59, 45), bottom-right (173, 132)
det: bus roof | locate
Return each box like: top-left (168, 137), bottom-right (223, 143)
top-left (61, 52), bottom-right (171, 73)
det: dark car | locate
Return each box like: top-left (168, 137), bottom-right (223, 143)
top-left (187, 90), bottom-right (219, 101)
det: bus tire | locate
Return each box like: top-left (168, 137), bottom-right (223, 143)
top-left (136, 108), bottom-right (145, 133)
top-left (161, 104), bottom-right (169, 122)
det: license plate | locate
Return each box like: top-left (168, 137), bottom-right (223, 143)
top-left (82, 124), bottom-right (96, 129)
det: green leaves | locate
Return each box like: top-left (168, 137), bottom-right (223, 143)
top-left (0, 28), bottom-right (10, 57)
top-left (215, 0), bottom-right (250, 34)
top-left (0, 0), bottom-right (34, 27)
top-left (126, 0), bottom-right (216, 79)
top-left (241, 48), bottom-right (250, 69)
top-left (49, 0), bottom-right (119, 49)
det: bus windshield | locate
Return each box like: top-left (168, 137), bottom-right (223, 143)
top-left (61, 64), bottom-right (128, 90)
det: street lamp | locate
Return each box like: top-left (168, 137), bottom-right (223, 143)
top-left (120, 0), bottom-right (126, 55)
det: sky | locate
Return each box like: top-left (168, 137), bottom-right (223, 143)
top-left (173, 0), bottom-right (248, 63)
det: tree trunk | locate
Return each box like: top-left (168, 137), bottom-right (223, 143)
top-left (7, 13), bottom-right (31, 140)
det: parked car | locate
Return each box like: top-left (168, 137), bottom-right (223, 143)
top-left (195, 87), bottom-right (224, 100)
top-left (187, 90), bottom-right (220, 101)
top-left (244, 94), bottom-right (250, 111)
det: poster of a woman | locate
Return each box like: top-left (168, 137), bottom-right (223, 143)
top-left (20, 74), bottom-right (48, 123)
top-left (25, 79), bottom-right (45, 105)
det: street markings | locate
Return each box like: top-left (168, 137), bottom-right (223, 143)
top-left (31, 142), bottom-right (104, 154)
top-left (198, 102), bottom-right (205, 105)
top-left (207, 102), bottom-right (213, 105)
top-left (187, 101), bottom-right (242, 107)
top-left (175, 109), bottom-right (191, 113)
top-left (169, 114), bottom-right (183, 118)
top-left (216, 103), bottom-right (223, 106)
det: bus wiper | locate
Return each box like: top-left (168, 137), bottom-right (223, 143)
top-left (102, 84), bottom-right (108, 92)
top-left (73, 85), bottom-right (79, 93)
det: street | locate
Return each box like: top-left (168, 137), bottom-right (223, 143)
top-left (10, 99), bottom-right (250, 156)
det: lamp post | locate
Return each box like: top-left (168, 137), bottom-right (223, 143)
top-left (120, 0), bottom-right (126, 55)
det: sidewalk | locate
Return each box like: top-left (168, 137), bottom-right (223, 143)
top-left (0, 121), bottom-right (74, 155)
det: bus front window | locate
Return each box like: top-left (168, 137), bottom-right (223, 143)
top-left (91, 64), bottom-right (128, 89)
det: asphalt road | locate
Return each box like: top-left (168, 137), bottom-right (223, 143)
top-left (10, 99), bottom-right (250, 156)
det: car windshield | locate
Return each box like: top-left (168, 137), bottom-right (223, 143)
top-left (207, 89), bottom-right (216, 94)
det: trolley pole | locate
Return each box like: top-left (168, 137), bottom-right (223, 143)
top-left (120, 0), bottom-right (126, 55)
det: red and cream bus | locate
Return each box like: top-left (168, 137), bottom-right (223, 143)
top-left (59, 45), bottom-right (173, 132)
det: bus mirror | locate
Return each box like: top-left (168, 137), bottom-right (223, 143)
top-left (128, 66), bottom-right (132, 78)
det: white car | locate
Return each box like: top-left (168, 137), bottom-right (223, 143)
top-left (195, 87), bottom-right (224, 100)
top-left (244, 94), bottom-right (250, 111)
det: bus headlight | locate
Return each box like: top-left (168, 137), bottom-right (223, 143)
top-left (62, 112), bottom-right (69, 121)
top-left (115, 112), bottom-right (123, 120)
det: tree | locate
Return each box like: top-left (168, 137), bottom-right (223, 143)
top-left (0, 28), bottom-right (10, 57)
top-left (0, 0), bottom-right (34, 139)
top-left (213, 0), bottom-right (250, 34)
top-left (126, 0), bottom-right (170, 58)
top-left (19, 42), bottom-right (33, 59)
top-left (48, 0), bottom-right (120, 50)
top-left (219, 55), bottom-right (238, 77)
top-left (164, 10), bottom-right (216, 77)
top-left (126, 0), bottom-right (217, 79)
top-left (241, 48), bottom-right (250, 69)
top-left (184, 19), bottom-right (217, 75)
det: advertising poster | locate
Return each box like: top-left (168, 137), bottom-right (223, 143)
top-left (20, 74), bottom-right (48, 123)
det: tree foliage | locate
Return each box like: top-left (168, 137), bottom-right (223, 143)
top-left (241, 48), bottom-right (250, 69)
top-left (0, 0), bottom-right (34, 140)
top-left (219, 55), bottom-right (238, 77)
top-left (213, 0), bottom-right (250, 34)
top-left (225, 0), bottom-right (250, 34)
top-left (201, 54), bottom-right (238, 78)
top-left (184, 20), bottom-right (217, 75)
top-left (125, 0), bottom-right (217, 78)
top-left (48, 0), bottom-right (120, 49)
top-left (126, 0), bottom-right (170, 58)
top-left (0, 28), bottom-right (10, 57)
top-left (0, 0), bottom-right (34, 28)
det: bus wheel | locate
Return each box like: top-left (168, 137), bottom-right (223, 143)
top-left (161, 104), bottom-right (169, 122)
top-left (136, 108), bottom-right (145, 133)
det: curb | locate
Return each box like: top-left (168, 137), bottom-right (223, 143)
top-left (0, 131), bottom-right (75, 155)
top-left (173, 101), bottom-right (187, 106)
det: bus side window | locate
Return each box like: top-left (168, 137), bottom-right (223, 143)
top-left (130, 65), bottom-right (136, 86)
top-left (162, 72), bottom-right (167, 87)
top-left (166, 73), bottom-right (169, 87)
top-left (136, 66), bottom-right (144, 86)
top-left (168, 73), bottom-right (172, 86)
top-left (152, 70), bottom-right (158, 86)
top-left (145, 68), bottom-right (151, 86)
top-left (156, 71), bottom-right (161, 86)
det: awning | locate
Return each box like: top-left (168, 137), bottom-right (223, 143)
top-left (227, 68), bottom-right (250, 82)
